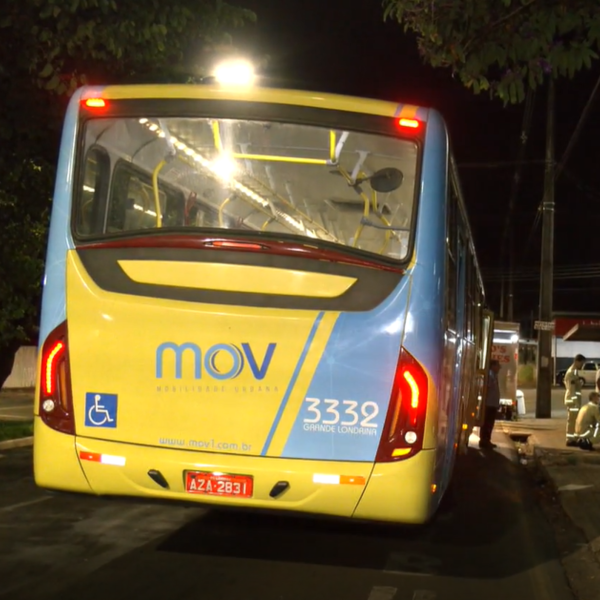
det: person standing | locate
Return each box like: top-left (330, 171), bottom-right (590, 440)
top-left (480, 359), bottom-right (501, 449)
top-left (564, 353), bottom-right (586, 447)
top-left (575, 391), bottom-right (600, 450)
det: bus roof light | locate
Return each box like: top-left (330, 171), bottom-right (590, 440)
top-left (398, 118), bottom-right (420, 129)
top-left (214, 60), bottom-right (255, 86)
top-left (84, 98), bottom-right (107, 108)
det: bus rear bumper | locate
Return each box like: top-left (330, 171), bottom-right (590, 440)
top-left (33, 419), bottom-right (438, 524)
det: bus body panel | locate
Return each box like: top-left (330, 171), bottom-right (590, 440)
top-left (401, 111), bottom-right (453, 498)
top-left (65, 250), bottom-right (413, 462)
top-left (352, 450), bottom-right (436, 524)
top-left (33, 418), bottom-right (92, 492)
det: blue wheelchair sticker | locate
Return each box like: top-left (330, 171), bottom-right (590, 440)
top-left (84, 393), bottom-right (118, 428)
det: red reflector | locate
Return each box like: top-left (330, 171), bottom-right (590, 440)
top-left (398, 118), bottom-right (420, 129)
top-left (44, 341), bottom-right (65, 396)
top-left (84, 98), bottom-right (106, 108)
top-left (210, 240), bottom-right (264, 250)
top-left (80, 451), bottom-right (102, 463)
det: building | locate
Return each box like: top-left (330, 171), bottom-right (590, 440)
top-left (552, 312), bottom-right (600, 372)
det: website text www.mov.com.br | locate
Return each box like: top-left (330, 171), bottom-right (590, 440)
top-left (158, 438), bottom-right (253, 451)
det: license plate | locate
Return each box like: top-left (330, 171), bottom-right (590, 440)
top-left (185, 471), bottom-right (253, 498)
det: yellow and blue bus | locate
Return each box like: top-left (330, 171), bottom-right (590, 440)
top-left (34, 83), bottom-right (493, 524)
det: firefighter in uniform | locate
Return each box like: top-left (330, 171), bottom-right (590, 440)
top-left (575, 391), bottom-right (600, 450)
top-left (564, 353), bottom-right (586, 446)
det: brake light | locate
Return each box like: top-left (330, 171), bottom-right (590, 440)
top-left (209, 240), bottom-right (265, 250)
top-left (38, 321), bottom-right (75, 435)
top-left (44, 341), bottom-right (64, 396)
top-left (83, 98), bottom-right (107, 108)
top-left (376, 347), bottom-right (428, 462)
top-left (398, 118), bottom-right (420, 129)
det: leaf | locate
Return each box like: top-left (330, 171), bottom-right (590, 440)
top-left (39, 63), bottom-right (54, 78)
top-left (44, 74), bottom-right (60, 90)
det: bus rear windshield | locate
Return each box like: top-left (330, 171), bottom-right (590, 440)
top-left (75, 116), bottom-right (418, 261)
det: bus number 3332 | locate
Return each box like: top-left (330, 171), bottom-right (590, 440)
top-left (302, 397), bottom-right (380, 427)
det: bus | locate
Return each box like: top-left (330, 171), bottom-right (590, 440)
top-left (33, 83), bottom-right (493, 524)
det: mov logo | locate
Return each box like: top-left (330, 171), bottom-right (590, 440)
top-left (155, 342), bottom-right (276, 381)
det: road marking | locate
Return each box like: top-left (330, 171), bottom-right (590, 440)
top-left (0, 414), bottom-right (33, 420)
top-left (367, 586), bottom-right (397, 600)
top-left (412, 592), bottom-right (437, 600)
top-left (558, 484), bottom-right (594, 492)
top-left (0, 497), bottom-right (51, 513)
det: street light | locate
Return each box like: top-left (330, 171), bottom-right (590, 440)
top-left (213, 60), bottom-right (255, 86)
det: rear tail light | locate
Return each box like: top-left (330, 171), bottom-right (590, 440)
top-left (376, 346), bottom-right (428, 462)
top-left (38, 321), bottom-right (75, 435)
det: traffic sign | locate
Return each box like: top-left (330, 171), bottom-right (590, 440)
top-left (534, 320), bottom-right (555, 331)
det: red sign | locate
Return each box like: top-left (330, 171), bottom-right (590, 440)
top-left (554, 317), bottom-right (600, 337)
top-left (491, 344), bottom-right (511, 364)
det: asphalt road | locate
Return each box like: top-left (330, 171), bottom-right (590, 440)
top-left (0, 431), bottom-right (575, 600)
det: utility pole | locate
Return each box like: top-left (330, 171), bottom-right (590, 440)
top-left (507, 244), bottom-right (514, 321)
top-left (536, 77), bottom-right (555, 419)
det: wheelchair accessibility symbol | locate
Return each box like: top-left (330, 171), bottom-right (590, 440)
top-left (84, 393), bottom-right (118, 428)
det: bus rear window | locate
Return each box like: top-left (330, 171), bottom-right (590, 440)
top-left (74, 116), bottom-right (419, 261)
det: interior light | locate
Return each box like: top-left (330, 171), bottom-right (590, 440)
top-left (84, 98), bottom-right (107, 108)
top-left (398, 118), bottom-right (420, 129)
top-left (211, 155), bottom-right (237, 181)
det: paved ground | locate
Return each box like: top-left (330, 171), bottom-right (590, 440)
top-left (0, 390), bottom-right (34, 422)
top-left (0, 429), bottom-right (576, 600)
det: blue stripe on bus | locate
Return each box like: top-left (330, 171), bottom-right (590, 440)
top-left (260, 311), bottom-right (324, 456)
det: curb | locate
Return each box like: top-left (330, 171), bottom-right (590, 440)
top-left (0, 436), bottom-right (33, 450)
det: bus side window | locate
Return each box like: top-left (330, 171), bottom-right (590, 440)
top-left (107, 162), bottom-right (184, 232)
top-left (446, 180), bottom-right (458, 331)
top-left (466, 251), bottom-right (475, 341)
top-left (76, 147), bottom-right (110, 235)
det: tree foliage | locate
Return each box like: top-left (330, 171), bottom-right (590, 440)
top-left (0, 0), bottom-right (256, 387)
top-left (383, 0), bottom-right (600, 104)
top-left (0, 0), bottom-right (256, 94)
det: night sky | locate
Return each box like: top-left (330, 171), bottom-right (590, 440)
top-left (234, 0), bottom-right (600, 332)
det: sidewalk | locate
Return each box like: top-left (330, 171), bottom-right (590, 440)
top-left (500, 414), bottom-right (600, 570)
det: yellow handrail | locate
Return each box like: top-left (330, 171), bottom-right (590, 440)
top-left (152, 159), bottom-right (167, 227)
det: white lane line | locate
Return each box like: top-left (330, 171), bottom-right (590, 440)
top-left (367, 586), bottom-right (397, 600)
top-left (0, 497), bottom-right (51, 513)
top-left (412, 592), bottom-right (437, 600)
